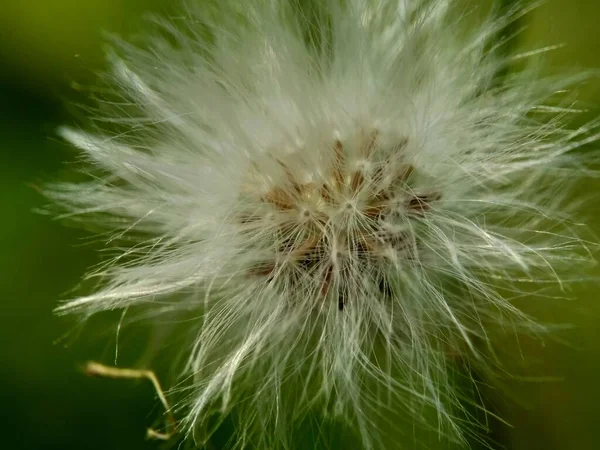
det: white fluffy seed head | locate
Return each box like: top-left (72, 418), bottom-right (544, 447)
top-left (49, 0), bottom-right (598, 448)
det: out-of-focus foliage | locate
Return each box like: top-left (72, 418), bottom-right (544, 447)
top-left (0, 3), bottom-right (172, 449)
top-left (491, 2), bottom-right (600, 449)
top-left (0, 0), bottom-right (172, 88)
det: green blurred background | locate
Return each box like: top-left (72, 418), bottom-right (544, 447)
top-left (1, 1), bottom-right (599, 449)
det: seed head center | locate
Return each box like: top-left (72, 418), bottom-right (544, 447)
top-left (245, 131), bottom-right (439, 309)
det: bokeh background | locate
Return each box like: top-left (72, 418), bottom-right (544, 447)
top-left (1, 1), bottom-right (599, 449)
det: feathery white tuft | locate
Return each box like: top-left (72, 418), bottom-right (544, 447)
top-left (50, 0), bottom-right (598, 448)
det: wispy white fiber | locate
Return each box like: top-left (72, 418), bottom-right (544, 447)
top-left (49, 0), bottom-right (598, 448)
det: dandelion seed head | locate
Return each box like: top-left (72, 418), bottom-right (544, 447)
top-left (48, 0), bottom-right (598, 448)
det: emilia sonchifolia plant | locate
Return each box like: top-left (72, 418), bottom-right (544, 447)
top-left (47, 0), bottom-right (599, 449)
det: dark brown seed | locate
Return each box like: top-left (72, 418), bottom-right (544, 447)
top-left (332, 140), bottom-right (345, 188)
top-left (320, 264), bottom-right (333, 297)
top-left (362, 129), bottom-right (379, 158)
top-left (363, 199), bottom-right (388, 218)
top-left (289, 234), bottom-right (321, 262)
top-left (264, 187), bottom-right (295, 210)
top-left (407, 192), bottom-right (441, 214)
top-left (350, 170), bottom-right (364, 193)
